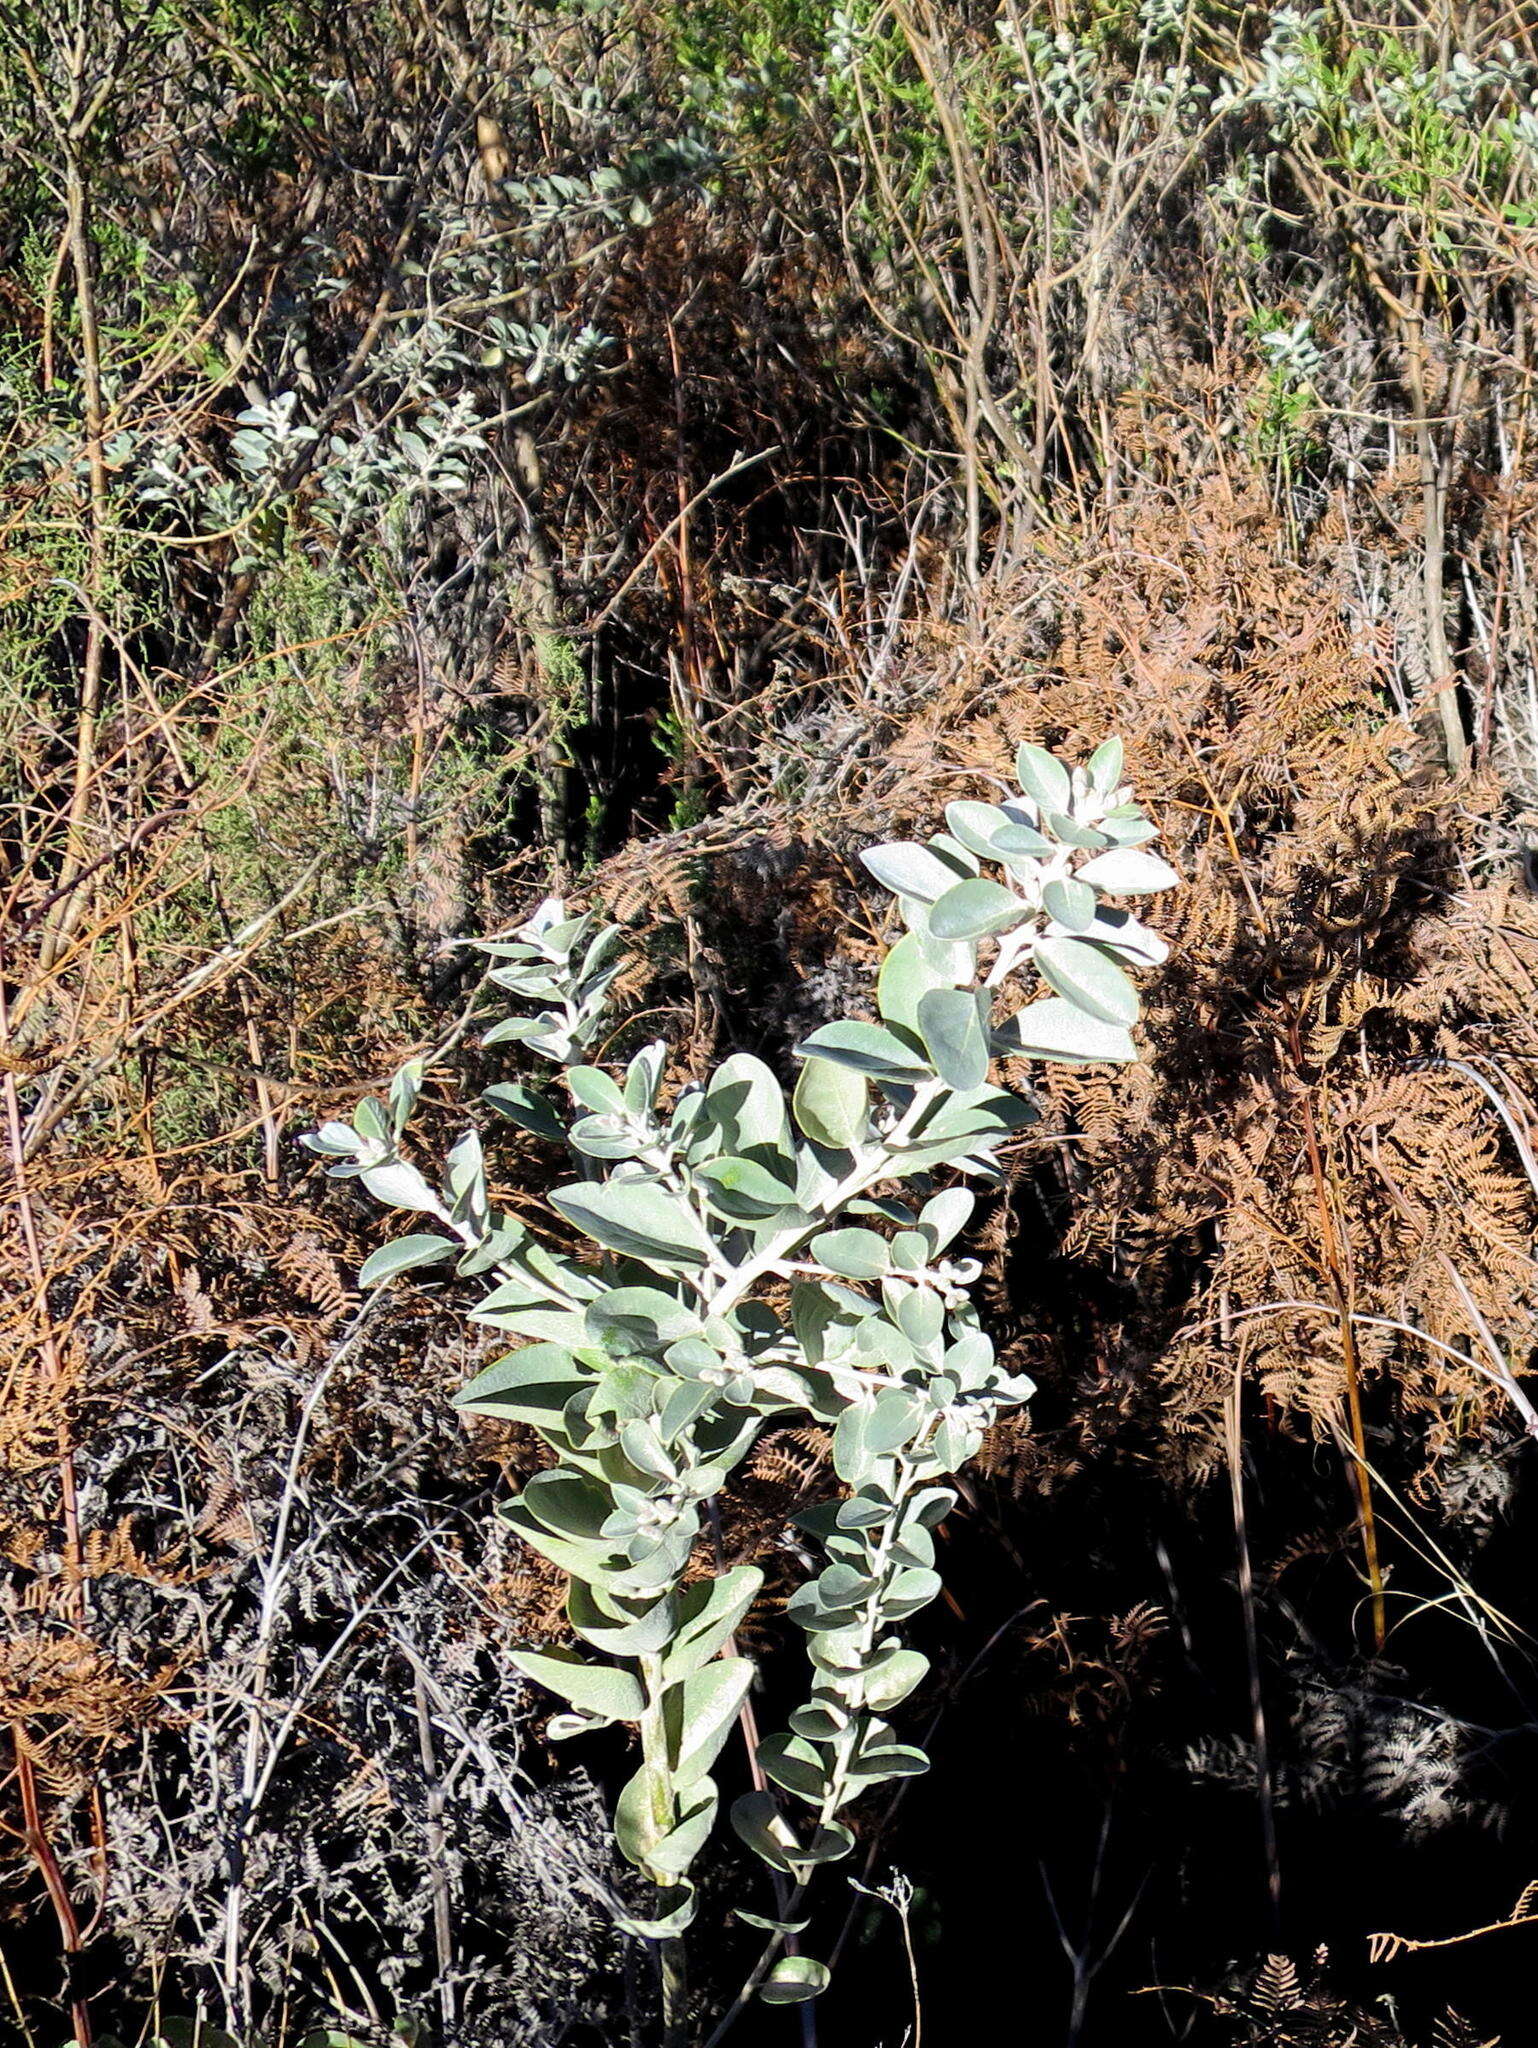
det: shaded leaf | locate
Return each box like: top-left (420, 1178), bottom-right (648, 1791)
top-left (916, 986), bottom-right (990, 1088)
top-left (481, 1082), bottom-right (568, 1141)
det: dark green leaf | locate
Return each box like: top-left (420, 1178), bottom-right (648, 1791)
top-left (730, 1789), bottom-right (800, 1873)
top-left (757, 1733), bottom-right (828, 1804)
top-left (481, 1082), bottom-right (568, 1141)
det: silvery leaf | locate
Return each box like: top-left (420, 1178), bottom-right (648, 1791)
top-left (1014, 741), bottom-right (1071, 811)
top-left (1033, 937), bottom-right (1140, 1025)
top-left (860, 841), bottom-right (967, 902)
top-left (550, 1181), bottom-right (713, 1266)
top-left (1075, 847), bottom-right (1178, 894)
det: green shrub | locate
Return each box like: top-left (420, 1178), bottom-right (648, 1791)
top-left (306, 736), bottom-right (1175, 2030)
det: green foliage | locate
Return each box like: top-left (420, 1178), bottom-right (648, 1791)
top-left (306, 737), bottom-right (1176, 2008)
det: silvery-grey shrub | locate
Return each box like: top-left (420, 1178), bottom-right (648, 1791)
top-left (305, 738), bottom-right (1176, 2011)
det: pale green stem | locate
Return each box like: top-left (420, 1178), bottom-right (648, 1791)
top-left (702, 930), bottom-right (1033, 1323)
top-left (702, 1074), bottom-right (951, 1322)
top-left (702, 1443), bottom-right (938, 2046)
top-left (639, 1651), bottom-right (689, 2047)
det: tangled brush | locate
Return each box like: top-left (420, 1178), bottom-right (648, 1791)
top-left (826, 469), bottom-right (1538, 1517)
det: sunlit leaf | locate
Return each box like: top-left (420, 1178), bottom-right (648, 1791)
top-left (357, 1233), bottom-right (457, 1287)
top-left (1033, 937), bottom-right (1139, 1025)
top-left (928, 877), bottom-right (1029, 941)
top-left (793, 1056), bottom-right (868, 1149)
top-left (550, 1181), bottom-right (712, 1266)
top-left (512, 1648), bottom-right (644, 1722)
top-left (1014, 742), bottom-right (1071, 811)
top-left (1075, 847), bottom-right (1178, 894)
top-left (860, 841), bottom-right (966, 902)
top-left (993, 996), bottom-right (1137, 1064)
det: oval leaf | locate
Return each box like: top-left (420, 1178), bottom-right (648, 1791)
top-left (1033, 937), bottom-right (1140, 1026)
top-left (928, 878), bottom-right (1029, 941)
top-left (919, 1186), bottom-right (974, 1252)
top-left (1087, 735), bottom-right (1125, 793)
top-left (1043, 877), bottom-right (1097, 931)
top-left (877, 929), bottom-right (966, 1031)
top-left (1075, 847), bottom-right (1178, 894)
top-left (798, 1020), bottom-right (929, 1079)
top-left (512, 1648), bottom-right (644, 1723)
top-left (811, 1227), bottom-right (890, 1279)
top-left (358, 1233), bottom-right (458, 1287)
top-left (668, 1656), bottom-right (754, 1784)
top-left (793, 1056), bottom-right (868, 1150)
top-left (1015, 742), bottom-right (1071, 811)
top-left (586, 1286), bottom-right (701, 1353)
top-left (693, 1155), bottom-right (799, 1218)
top-left (761, 1957), bottom-right (831, 2006)
top-left (943, 798), bottom-right (1017, 859)
top-left (861, 841), bottom-right (965, 903)
top-left (916, 986), bottom-right (990, 1089)
top-left (481, 1083), bottom-right (568, 1141)
top-left (549, 1181), bottom-right (712, 1266)
top-left (994, 996), bottom-right (1136, 1065)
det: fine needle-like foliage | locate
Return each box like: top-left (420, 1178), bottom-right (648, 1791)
top-left (304, 737), bottom-right (1175, 2027)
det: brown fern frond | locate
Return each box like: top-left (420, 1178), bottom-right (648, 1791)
top-left (1251, 1954), bottom-right (1303, 2014)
